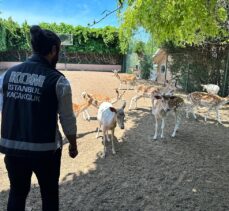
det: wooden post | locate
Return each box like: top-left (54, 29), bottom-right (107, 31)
top-left (222, 50), bottom-right (229, 96)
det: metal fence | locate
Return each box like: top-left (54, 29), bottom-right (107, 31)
top-left (166, 45), bottom-right (229, 96)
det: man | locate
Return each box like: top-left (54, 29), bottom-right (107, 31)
top-left (0, 25), bottom-right (78, 211)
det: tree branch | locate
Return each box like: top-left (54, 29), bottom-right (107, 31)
top-left (87, 4), bottom-right (123, 27)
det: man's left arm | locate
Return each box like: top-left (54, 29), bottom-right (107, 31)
top-left (0, 71), bottom-right (7, 112)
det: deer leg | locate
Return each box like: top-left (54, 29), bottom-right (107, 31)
top-left (216, 107), bottom-right (222, 124)
top-left (172, 112), bottom-right (180, 137)
top-left (85, 109), bottom-right (90, 121)
top-left (129, 95), bottom-right (140, 110)
top-left (135, 95), bottom-right (143, 108)
top-left (160, 118), bottom-right (165, 139)
top-left (111, 128), bottom-right (116, 154)
top-left (185, 105), bottom-right (191, 118)
top-left (82, 111), bottom-right (86, 120)
top-left (186, 110), bottom-right (189, 119)
top-left (106, 130), bottom-right (110, 142)
top-left (205, 107), bottom-right (212, 122)
top-left (190, 106), bottom-right (197, 120)
top-left (96, 124), bottom-right (101, 138)
top-left (153, 115), bottom-right (158, 140)
top-left (129, 96), bottom-right (135, 110)
top-left (102, 129), bottom-right (107, 158)
top-left (119, 83), bottom-right (122, 90)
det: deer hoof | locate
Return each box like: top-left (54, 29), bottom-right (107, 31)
top-left (112, 150), bottom-right (116, 155)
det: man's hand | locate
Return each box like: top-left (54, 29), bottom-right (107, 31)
top-left (68, 144), bottom-right (78, 158)
top-left (65, 134), bottom-right (78, 158)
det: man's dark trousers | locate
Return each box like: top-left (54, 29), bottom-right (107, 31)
top-left (4, 149), bottom-right (62, 211)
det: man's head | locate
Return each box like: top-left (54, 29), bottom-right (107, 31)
top-left (30, 25), bottom-right (61, 68)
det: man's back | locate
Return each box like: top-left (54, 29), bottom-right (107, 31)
top-left (0, 55), bottom-right (63, 157)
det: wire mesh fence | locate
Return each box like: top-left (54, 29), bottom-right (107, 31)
top-left (166, 44), bottom-right (229, 96)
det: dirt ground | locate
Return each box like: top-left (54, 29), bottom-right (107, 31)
top-left (0, 71), bottom-right (229, 211)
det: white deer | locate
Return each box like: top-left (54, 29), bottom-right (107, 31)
top-left (201, 84), bottom-right (220, 95)
top-left (96, 101), bottom-right (126, 158)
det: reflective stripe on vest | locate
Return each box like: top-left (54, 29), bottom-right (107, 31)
top-left (0, 138), bottom-right (60, 151)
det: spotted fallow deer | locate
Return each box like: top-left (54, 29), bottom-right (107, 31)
top-left (129, 80), bottom-right (177, 110)
top-left (151, 94), bottom-right (185, 140)
top-left (129, 85), bottom-right (160, 110)
top-left (112, 69), bottom-right (137, 90)
top-left (187, 92), bottom-right (229, 124)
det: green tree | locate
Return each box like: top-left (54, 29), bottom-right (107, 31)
top-left (119, 0), bottom-right (228, 52)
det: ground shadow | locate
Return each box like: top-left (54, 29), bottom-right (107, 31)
top-left (1, 108), bottom-right (229, 211)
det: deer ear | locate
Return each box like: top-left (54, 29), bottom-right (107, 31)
top-left (81, 91), bottom-right (87, 98)
top-left (109, 107), bottom-right (117, 113)
top-left (169, 96), bottom-right (176, 99)
top-left (122, 101), bottom-right (126, 109)
top-left (154, 95), bottom-right (162, 99)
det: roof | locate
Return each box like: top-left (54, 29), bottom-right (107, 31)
top-left (152, 49), bottom-right (167, 64)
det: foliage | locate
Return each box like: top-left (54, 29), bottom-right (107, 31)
top-left (119, 0), bottom-right (229, 52)
top-left (133, 41), bottom-right (145, 57)
top-left (0, 18), bottom-right (30, 53)
top-left (139, 54), bottom-right (153, 79)
top-left (0, 18), bottom-right (122, 57)
top-left (130, 37), bottom-right (157, 79)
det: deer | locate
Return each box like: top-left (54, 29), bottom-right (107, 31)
top-left (81, 89), bottom-right (125, 107)
top-left (72, 93), bottom-right (98, 121)
top-left (129, 80), bottom-right (177, 110)
top-left (186, 92), bottom-right (229, 124)
top-left (151, 94), bottom-right (185, 140)
top-left (96, 101), bottom-right (126, 158)
top-left (129, 85), bottom-right (160, 110)
top-left (112, 69), bottom-right (137, 90)
top-left (201, 84), bottom-right (220, 95)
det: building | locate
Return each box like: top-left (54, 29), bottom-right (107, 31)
top-left (152, 49), bottom-right (173, 84)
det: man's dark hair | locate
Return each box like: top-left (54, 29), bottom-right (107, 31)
top-left (30, 25), bottom-right (61, 56)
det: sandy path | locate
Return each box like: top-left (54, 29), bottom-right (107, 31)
top-left (0, 71), bottom-right (229, 211)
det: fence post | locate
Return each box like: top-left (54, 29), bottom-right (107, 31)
top-left (121, 54), bottom-right (127, 73)
top-left (186, 62), bottom-right (190, 92)
top-left (222, 50), bottom-right (229, 96)
top-left (165, 53), bottom-right (168, 81)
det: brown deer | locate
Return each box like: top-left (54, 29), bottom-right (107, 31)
top-left (81, 89), bottom-right (125, 106)
top-left (72, 93), bottom-right (97, 121)
top-left (112, 69), bottom-right (136, 90)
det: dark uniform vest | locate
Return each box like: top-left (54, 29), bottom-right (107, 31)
top-left (0, 54), bottom-right (64, 157)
